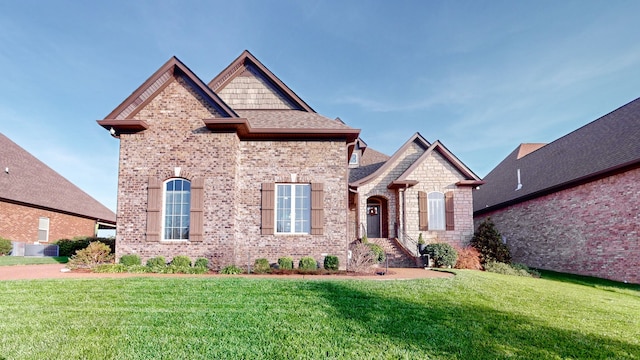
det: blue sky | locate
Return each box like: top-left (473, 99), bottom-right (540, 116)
top-left (2, 0), bottom-right (640, 213)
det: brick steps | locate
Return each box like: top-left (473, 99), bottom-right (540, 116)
top-left (368, 238), bottom-right (419, 268)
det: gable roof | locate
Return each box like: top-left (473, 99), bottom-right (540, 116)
top-left (396, 140), bottom-right (482, 184)
top-left (0, 133), bottom-right (116, 224)
top-left (350, 133), bottom-right (431, 186)
top-left (97, 56), bottom-right (239, 134)
top-left (99, 51), bottom-right (359, 143)
top-left (474, 96), bottom-right (640, 214)
top-left (208, 50), bottom-right (314, 112)
top-left (348, 146), bottom-right (390, 183)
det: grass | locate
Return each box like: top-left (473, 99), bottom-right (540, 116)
top-left (0, 270), bottom-right (638, 359)
top-left (0, 256), bottom-right (68, 266)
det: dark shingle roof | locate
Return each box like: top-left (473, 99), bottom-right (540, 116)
top-left (349, 147), bottom-right (390, 183)
top-left (474, 97), bottom-right (640, 214)
top-left (236, 110), bottom-right (355, 130)
top-left (0, 133), bottom-right (116, 223)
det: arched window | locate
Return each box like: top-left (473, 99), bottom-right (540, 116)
top-left (427, 192), bottom-right (445, 230)
top-left (163, 178), bottom-right (191, 240)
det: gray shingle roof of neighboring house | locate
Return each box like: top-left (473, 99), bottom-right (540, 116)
top-left (474, 97), bottom-right (640, 214)
top-left (0, 133), bottom-right (116, 223)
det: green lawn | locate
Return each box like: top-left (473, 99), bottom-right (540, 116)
top-left (0, 271), bottom-right (638, 359)
top-left (0, 256), bottom-right (68, 266)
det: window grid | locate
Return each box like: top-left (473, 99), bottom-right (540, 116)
top-left (163, 179), bottom-right (191, 240)
top-left (276, 184), bottom-right (310, 234)
top-left (428, 192), bottom-right (446, 230)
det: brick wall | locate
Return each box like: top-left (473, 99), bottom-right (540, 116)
top-left (0, 201), bottom-right (96, 243)
top-left (475, 167), bottom-right (640, 284)
top-left (115, 73), bottom-right (351, 269)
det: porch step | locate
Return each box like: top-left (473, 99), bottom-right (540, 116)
top-left (368, 238), bottom-right (419, 268)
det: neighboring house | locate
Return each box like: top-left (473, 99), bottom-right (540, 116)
top-left (0, 133), bottom-right (116, 244)
top-left (473, 97), bottom-right (640, 284)
top-left (98, 51), bottom-right (360, 269)
top-left (349, 133), bottom-right (483, 262)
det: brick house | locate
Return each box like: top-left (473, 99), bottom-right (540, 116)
top-left (0, 133), bottom-right (116, 244)
top-left (98, 51), bottom-right (360, 269)
top-left (473, 97), bottom-right (640, 284)
top-left (349, 133), bottom-right (483, 265)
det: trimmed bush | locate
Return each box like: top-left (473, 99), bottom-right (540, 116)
top-left (146, 256), bottom-right (166, 268)
top-left (323, 255), bottom-right (339, 271)
top-left (119, 254), bottom-right (141, 266)
top-left (253, 258), bottom-right (271, 274)
top-left (171, 255), bottom-right (192, 267)
top-left (94, 264), bottom-right (128, 273)
top-left (484, 261), bottom-right (535, 277)
top-left (194, 258), bottom-right (209, 269)
top-left (453, 246), bottom-right (482, 270)
top-left (366, 243), bottom-right (386, 263)
top-left (425, 243), bottom-right (458, 268)
top-left (67, 242), bottom-right (114, 269)
top-left (471, 218), bottom-right (511, 264)
top-left (277, 257), bottom-right (294, 270)
top-left (0, 237), bottom-right (12, 255)
top-left (220, 265), bottom-right (243, 274)
top-left (298, 256), bottom-right (318, 271)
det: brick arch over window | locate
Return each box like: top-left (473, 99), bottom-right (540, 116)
top-left (146, 176), bottom-right (204, 242)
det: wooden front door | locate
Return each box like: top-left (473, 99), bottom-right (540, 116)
top-left (366, 204), bottom-right (381, 238)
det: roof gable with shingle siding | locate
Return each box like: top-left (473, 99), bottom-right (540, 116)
top-left (0, 133), bottom-right (116, 223)
top-left (474, 96), bottom-right (640, 214)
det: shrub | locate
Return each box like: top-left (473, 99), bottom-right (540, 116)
top-left (253, 258), bottom-right (271, 274)
top-left (484, 261), bottom-right (536, 277)
top-left (453, 246), bottom-right (482, 270)
top-left (366, 243), bottom-right (386, 263)
top-left (277, 257), bottom-right (294, 270)
top-left (471, 218), bottom-right (511, 264)
top-left (0, 237), bottom-right (12, 255)
top-left (127, 265), bottom-right (150, 274)
top-left (298, 257), bottom-right (318, 271)
top-left (119, 254), bottom-right (141, 266)
top-left (194, 258), bottom-right (209, 269)
top-left (55, 237), bottom-right (115, 257)
top-left (220, 265), bottom-right (243, 275)
top-left (146, 256), bottom-right (166, 268)
top-left (67, 242), bottom-right (114, 269)
top-left (94, 264), bottom-right (128, 273)
top-left (323, 255), bottom-right (339, 271)
top-left (425, 243), bottom-right (458, 268)
top-left (171, 255), bottom-right (192, 267)
top-left (349, 242), bottom-right (377, 273)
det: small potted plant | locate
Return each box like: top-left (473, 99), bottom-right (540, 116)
top-left (417, 233), bottom-right (427, 254)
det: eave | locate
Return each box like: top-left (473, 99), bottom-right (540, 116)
top-left (96, 119), bottom-right (149, 135)
top-left (203, 118), bottom-right (360, 142)
top-left (387, 180), bottom-right (419, 189)
top-left (456, 180), bottom-right (485, 186)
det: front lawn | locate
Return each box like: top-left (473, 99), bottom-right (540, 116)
top-left (0, 270), bottom-right (638, 359)
top-left (0, 256), bottom-right (68, 266)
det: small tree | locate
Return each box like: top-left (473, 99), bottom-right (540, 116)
top-left (470, 218), bottom-right (511, 264)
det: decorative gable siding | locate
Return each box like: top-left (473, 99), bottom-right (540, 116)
top-left (217, 67), bottom-right (298, 110)
top-left (116, 75), bottom-right (239, 266)
top-left (403, 151), bottom-right (474, 246)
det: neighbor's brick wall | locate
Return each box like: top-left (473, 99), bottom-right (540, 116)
top-left (0, 201), bottom-right (96, 242)
top-left (475, 167), bottom-right (640, 284)
top-left (115, 73), bottom-right (351, 269)
top-left (404, 152), bottom-right (475, 246)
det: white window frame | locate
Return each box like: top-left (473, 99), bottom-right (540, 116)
top-left (275, 183), bottom-right (311, 234)
top-left (162, 178), bottom-right (191, 241)
top-left (428, 192), bottom-right (445, 231)
top-left (38, 217), bottom-right (50, 242)
top-left (349, 152), bottom-right (359, 166)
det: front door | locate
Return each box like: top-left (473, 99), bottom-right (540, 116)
top-left (366, 205), bottom-right (381, 238)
